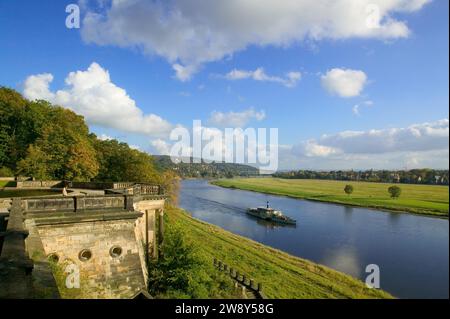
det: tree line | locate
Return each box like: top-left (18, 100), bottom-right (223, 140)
top-left (153, 155), bottom-right (260, 179)
top-left (273, 169), bottom-right (449, 185)
top-left (0, 87), bottom-right (178, 198)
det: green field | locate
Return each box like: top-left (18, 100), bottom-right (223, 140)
top-left (168, 206), bottom-right (392, 298)
top-left (212, 178), bottom-right (449, 217)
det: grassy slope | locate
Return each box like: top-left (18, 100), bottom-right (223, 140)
top-left (212, 178), bottom-right (449, 217)
top-left (168, 206), bottom-right (393, 299)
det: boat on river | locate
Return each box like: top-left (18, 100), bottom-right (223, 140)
top-left (247, 202), bottom-right (296, 225)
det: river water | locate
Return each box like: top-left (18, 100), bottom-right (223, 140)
top-left (179, 179), bottom-right (449, 299)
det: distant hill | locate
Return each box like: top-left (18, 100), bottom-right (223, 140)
top-left (153, 155), bottom-right (259, 178)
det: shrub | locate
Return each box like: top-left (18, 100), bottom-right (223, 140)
top-left (388, 186), bottom-right (402, 199)
top-left (147, 218), bottom-right (234, 298)
top-left (0, 166), bottom-right (13, 177)
top-left (344, 184), bottom-right (354, 196)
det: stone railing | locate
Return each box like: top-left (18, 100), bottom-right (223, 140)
top-left (16, 180), bottom-right (64, 188)
top-left (0, 199), bottom-right (34, 298)
top-left (213, 258), bottom-right (266, 299)
top-left (20, 194), bottom-right (135, 213)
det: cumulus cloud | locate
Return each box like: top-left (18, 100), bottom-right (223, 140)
top-left (283, 119), bottom-right (449, 170)
top-left (208, 108), bottom-right (266, 128)
top-left (317, 119), bottom-right (449, 154)
top-left (98, 134), bottom-right (113, 141)
top-left (22, 62), bottom-right (172, 137)
top-left (321, 68), bottom-right (368, 97)
top-left (151, 139), bottom-right (172, 155)
top-left (81, 0), bottom-right (430, 80)
top-left (224, 68), bottom-right (301, 88)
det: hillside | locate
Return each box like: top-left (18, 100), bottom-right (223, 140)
top-left (153, 155), bottom-right (259, 178)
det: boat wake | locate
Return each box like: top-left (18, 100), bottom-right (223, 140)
top-left (182, 193), bottom-right (247, 213)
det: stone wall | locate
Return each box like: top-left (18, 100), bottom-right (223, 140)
top-left (16, 180), bottom-right (64, 188)
top-left (133, 199), bottom-right (165, 283)
top-left (35, 218), bottom-right (146, 299)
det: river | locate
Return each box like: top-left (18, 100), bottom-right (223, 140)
top-left (179, 179), bottom-right (449, 299)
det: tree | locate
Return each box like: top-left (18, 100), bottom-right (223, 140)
top-left (388, 186), bottom-right (402, 199)
top-left (0, 124), bottom-right (9, 166)
top-left (147, 221), bottom-right (212, 298)
top-left (344, 184), bottom-right (354, 196)
top-left (16, 144), bottom-right (51, 180)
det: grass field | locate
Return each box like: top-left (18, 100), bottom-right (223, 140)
top-left (212, 178), bottom-right (449, 217)
top-left (168, 206), bottom-right (393, 299)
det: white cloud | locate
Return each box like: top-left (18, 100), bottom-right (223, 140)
top-left (295, 140), bottom-right (341, 158)
top-left (172, 64), bottom-right (198, 82)
top-left (152, 119), bottom-right (448, 170)
top-left (282, 119), bottom-right (449, 170)
top-left (81, 0), bottom-right (430, 80)
top-left (151, 139), bottom-right (171, 155)
top-left (98, 134), bottom-right (113, 141)
top-left (23, 73), bottom-right (55, 101)
top-left (321, 68), bottom-right (368, 98)
top-left (317, 119), bottom-right (449, 154)
top-left (224, 68), bottom-right (301, 88)
top-left (23, 62), bottom-right (172, 137)
top-left (208, 108), bottom-right (266, 128)
top-left (353, 100), bottom-right (374, 116)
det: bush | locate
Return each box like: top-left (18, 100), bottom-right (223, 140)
top-left (0, 166), bottom-right (13, 177)
top-left (147, 218), bottom-right (234, 298)
top-left (388, 186), bottom-right (402, 199)
top-left (344, 184), bottom-right (354, 196)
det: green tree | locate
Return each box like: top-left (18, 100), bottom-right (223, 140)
top-left (0, 124), bottom-right (9, 166)
top-left (148, 222), bottom-right (212, 298)
top-left (344, 184), bottom-right (354, 196)
top-left (388, 186), bottom-right (402, 199)
top-left (93, 138), bottom-right (160, 183)
top-left (17, 144), bottom-right (51, 180)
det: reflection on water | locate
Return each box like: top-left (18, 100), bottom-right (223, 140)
top-left (321, 246), bottom-right (362, 278)
top-left (179, 179), bottom-right (449, 299)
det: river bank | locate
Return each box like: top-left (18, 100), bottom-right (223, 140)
top-left (211, 178), bottom-right (449, 218)
top-left (167, 206), bottom-right (393, 299)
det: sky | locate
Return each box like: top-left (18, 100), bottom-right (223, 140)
top-left (0, 0), bottom-right (448, 170)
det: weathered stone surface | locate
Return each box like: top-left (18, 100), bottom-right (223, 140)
top-left (0, 184), bottom-right (166, 299)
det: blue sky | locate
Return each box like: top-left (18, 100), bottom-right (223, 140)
top-left (0, 0), bottom-right (448, 170)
